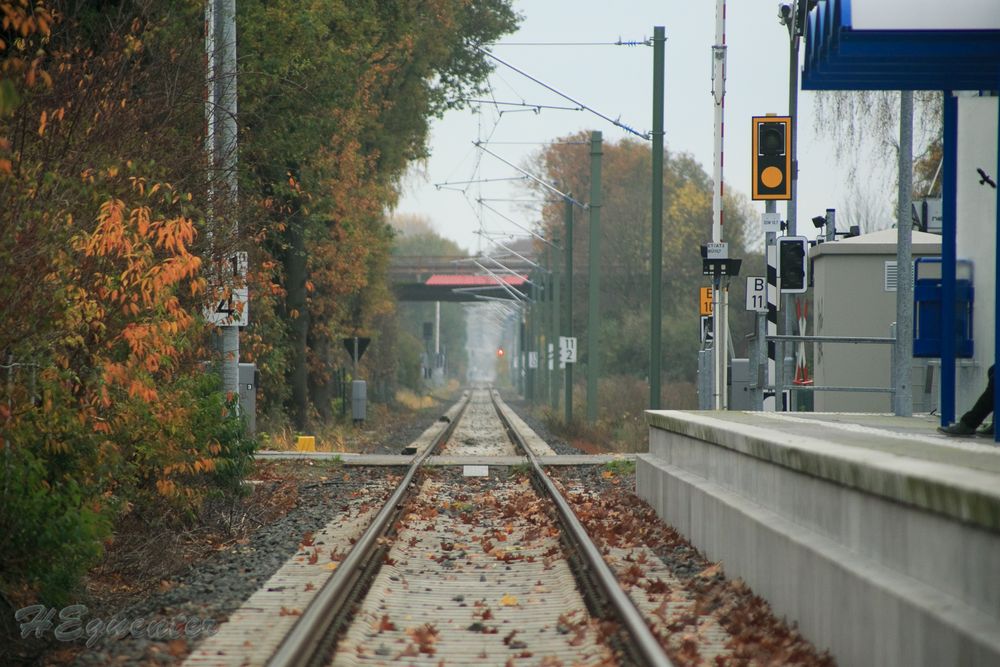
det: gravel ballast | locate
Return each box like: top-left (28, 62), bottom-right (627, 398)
top-left (64, 466), bottom-right (402, 666)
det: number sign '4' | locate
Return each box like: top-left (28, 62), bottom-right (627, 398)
top-left (204, 252), bottom-right (249, 326)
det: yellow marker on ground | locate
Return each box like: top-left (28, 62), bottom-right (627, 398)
top-left (296, 435), bottom-right (316, 452)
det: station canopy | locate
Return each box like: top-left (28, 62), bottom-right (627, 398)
top-left (803, 0), bottom-right (1000, 90)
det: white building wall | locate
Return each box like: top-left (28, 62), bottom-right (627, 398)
top-left (955, 95), bottom-right (998, 414)
top-left (811, 231), bottom-right (941, 412)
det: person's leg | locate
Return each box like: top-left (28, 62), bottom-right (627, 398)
top-left (960, 364), bottom-right (995, 428)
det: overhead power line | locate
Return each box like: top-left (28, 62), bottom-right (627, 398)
top-left (471, 140), bottom-right (590, 146)
top-left (485, 39), bottom-right (652, 47)
top-left (473, 142), bottom-right (587, 209)
top-left (478, 200), bottom-right (558, 250)
top-left (474, 45), bottom-right (650, 140)
top-left (434, 175), bottom-right (528, 190)
top-left (461, 99), bottom-right (583, 112)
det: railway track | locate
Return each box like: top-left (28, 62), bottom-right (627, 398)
top-left (185, 388), bottom-right (673, 667)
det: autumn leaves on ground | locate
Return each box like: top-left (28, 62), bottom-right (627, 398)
top-left (0, 0), bottom-right (518, 642)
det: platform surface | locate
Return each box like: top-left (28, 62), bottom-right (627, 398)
top-left (646, 410), bottom-right (1000, 532)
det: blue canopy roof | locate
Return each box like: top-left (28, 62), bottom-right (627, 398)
top-left (803, 0), bottom-right (1000, 90)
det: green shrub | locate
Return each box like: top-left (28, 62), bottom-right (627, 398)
top-left (0, 447), bottom-right (111, 606)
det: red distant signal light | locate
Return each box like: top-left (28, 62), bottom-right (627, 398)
top-left (497, 347), bottom-right (505, 357)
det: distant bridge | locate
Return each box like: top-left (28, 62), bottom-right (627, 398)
top-left (389, 255), bottom-right (534, 302)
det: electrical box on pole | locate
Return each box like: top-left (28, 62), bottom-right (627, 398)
top-left (751, 116), bottom-right (792, 200)
top-left (777, 236), bottom-right (808, 294)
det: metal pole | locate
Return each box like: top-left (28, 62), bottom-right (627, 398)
top-left (527, 278), bottom-right (536, 401)
top-left (650, 25), bottom-right (665, 410)
top-left (204, 0), bottom-right (215, 209)
top-left (552, 255), bottom-right (561, 410)
top-left (755, 311), bottom-right (767, 410)
top-left (765, 200), bottom-right (778, 409)
top-left (540, 250), bottom-right (549, 404)
top-left (941, 92), bottom-right (957, 426)
top-left (711, 0), bottom-right (727, 410)
top-left (721, 283), bottom-right (729, 408)
top-left (784, 0), bottom-right (802, 411)
top-left (535, 274), bottom-right (542, 401)
top-left (711, 1), bottom-right (726, 244)
top-left (517, 314), bottom-right (528, 399)
top-left (518, 317), bottom-right (526, 396)
top-left (894, 90), bottom-right (914, 416)
top-left (712, 278), bottom-right (721, 409)
top-left (995, 96), bottom-right (1000, 443)
top-left (207, 0), bottom-right (240, 400)
top-left (775, 337), bottom-right (785, 409)
top-left (889, 322), bottom-right (898, 408)
top-left (564, 196), bottom-right (574, 423)
top-left (587, 131), bottom-right (602, 423)
top-left (434, 301), bottom-right (440, 357)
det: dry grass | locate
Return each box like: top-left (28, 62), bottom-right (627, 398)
top-left (258, 381), bottom-right (464, 454)
top-left (395, 388), bottom-right (438, 410)
top-left (260, 426), bottom-right (348, 453)
top-left (541, 376), bottom-right (697, 453)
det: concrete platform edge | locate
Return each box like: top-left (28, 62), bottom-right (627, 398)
top-left (637, 453), bottom-right (1000, 667)
top-left (646, 410), bottom-right (1000, 532)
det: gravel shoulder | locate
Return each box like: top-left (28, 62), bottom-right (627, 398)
top-left (14, 402), bottom-right (444, 667)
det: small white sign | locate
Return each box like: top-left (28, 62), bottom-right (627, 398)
top-left (763, 390), bottom-right (791, 412)
top-left (205, 286), bottom-right (249, 327)
top-left (700, 315), bottom-right (714, 345)
top-left (558, 336), bottom-right (577, 366)
top-left (706, 242), bottom-right (728, 259)
top-left (462, 465), bottom-right (489, 477)
top-left (762, 212), bottom-right (782, 234)
top-left (745, 276), bottom-right (767, 312)
top-left (231, 251), bottom-right (248, 278)
top-left (204, 252), bottom-right (249, 326)
top-left (528, 351), bottom-right (538, 369)
top-left (547, 343), bottom-right (554, 370)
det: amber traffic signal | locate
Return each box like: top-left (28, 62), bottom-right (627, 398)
top-left (752, 116), bottom-right (792, 200)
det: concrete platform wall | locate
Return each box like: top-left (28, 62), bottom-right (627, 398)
top-left (638, 427), bottom-right (1000, 667)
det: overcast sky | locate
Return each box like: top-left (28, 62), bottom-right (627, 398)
top-left (394, 0), bottom-right (892, 254)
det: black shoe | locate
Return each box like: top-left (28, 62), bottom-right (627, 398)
top-left (938, 422), bottom-right (977, 437)
top-left (977, 422), bottom-right (994, 437)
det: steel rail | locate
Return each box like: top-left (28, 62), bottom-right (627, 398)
top-left (267, 392), bottom-right (471, 667)
top-left (490, 391), bottom-right (674, 667)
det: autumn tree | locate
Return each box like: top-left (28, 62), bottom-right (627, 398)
top-left (237, 0), bottom-right (518, 429)
top-left (0, 0), bottom-right (519, 613)
top-left (0, 0), bottom-right (255, 609)
top-left (528, 132), bottom-right (756, 404)
top-left (813, 90), bottom-right (943, 230)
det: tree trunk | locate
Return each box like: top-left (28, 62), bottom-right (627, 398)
top-left (285, 216), bottom-right (310, 431)
top-left (311, 336), bottom-right (333, 423)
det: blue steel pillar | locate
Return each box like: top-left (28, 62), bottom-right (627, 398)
top-left (941, 92), bottom-right (957, 426)
top-left (995, 93), bottom-right (999, 442)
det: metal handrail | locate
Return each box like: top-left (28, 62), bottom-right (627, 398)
top-left (748, 325), bottom-right (899, 409)
top-left (769, 334), bottom-right (895, 345)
